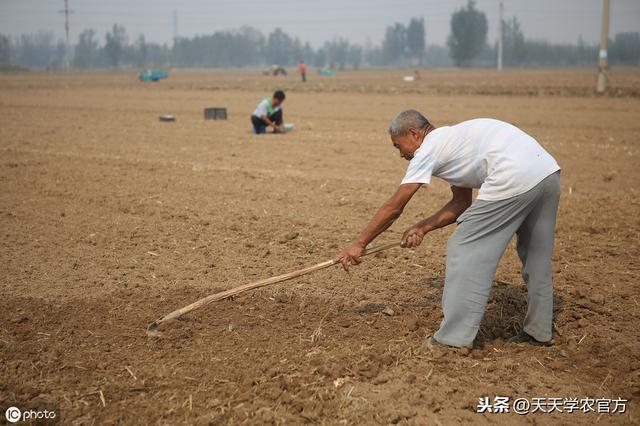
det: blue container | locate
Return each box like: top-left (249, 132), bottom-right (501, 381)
top-left (139, 69), bottom-right (169, 82)
top-left (318, 68), bottom-right (336, 76)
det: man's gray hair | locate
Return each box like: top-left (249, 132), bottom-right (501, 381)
top-left (388, 109), bottom-right (431, 136)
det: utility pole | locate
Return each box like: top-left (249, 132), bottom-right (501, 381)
top-left (497, 1), bottom-right (503, 71)
top-left (596, 0), bottom-right (610, 93)
top-left (173, 9), bottom-right (178, 45)
top-left (58, 0), bottom-right (73, 70)
top-left (172, 9), bottom-right (178, 67)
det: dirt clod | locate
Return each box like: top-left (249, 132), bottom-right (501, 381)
top-left (278, 232), bottom-right (299, 243)
top-left (382, 307), bottom-right (395, 316)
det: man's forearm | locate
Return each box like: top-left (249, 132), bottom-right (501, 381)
top-left (416, 200), bottom-right (467, 233)
top-left (354, 204), bottom-right (403, 247)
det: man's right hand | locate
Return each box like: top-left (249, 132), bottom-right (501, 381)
top-left (335, 241), bottom-right (365, 271)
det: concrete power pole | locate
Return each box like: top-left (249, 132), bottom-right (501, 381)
top-left (172, 9), bottom-right (178, 67)
top-left (59, 0), bottom-right (73, 70)
top-left (596, 0), bottom-right (610, 93)
top-left (173, 10), bottom-right (178, 45)
top-left (497, 1), bottom-right (503, 71)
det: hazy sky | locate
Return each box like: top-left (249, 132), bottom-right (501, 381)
top-left (1, 0), bottom-right (639, 47)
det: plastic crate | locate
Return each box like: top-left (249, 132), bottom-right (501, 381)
top-left (204, 107), bottom-right (227, 120)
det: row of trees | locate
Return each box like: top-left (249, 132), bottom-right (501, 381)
top-left (500, 17), bottom-right (640, 67)
top-left (1, 1), bottom-right (639, 70)
top-left (445, 1), bottom-right (639, 67)
top-left (0, 27), bottom-right (171, 70)
top-left (72, 26), bottom-right (171, 69)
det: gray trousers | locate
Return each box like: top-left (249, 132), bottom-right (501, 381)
top-left (433, 171), bottom-right (561, 348)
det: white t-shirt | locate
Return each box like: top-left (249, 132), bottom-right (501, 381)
top-left (401, 118), bottom-right (560, 201)
top-left (253, 99), bottom-right (281, 117)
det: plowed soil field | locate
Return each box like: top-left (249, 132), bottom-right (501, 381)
top-left (1, 68), bottom-right (639, 424)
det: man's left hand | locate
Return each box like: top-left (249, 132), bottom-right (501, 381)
top-left (401, 224), bottom-right (425, 248)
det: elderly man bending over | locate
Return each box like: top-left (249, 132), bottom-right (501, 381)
top-left (336, 110), bottom-right (561, 349)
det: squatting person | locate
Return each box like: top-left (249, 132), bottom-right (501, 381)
top-left (335, 110), bottom-right (561, 349)
top-left (251, 90), bottom-right (286, 134)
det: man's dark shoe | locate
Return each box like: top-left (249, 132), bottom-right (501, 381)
top-left (508, 331), bottom-right (554, 347)
top-left (426, 336), bottom-right (444, 348)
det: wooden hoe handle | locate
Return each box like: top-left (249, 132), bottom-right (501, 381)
top-left (147, 241), bottom-right (400, 334)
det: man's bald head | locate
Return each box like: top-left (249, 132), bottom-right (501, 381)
top-left (388, 109), bottom-right (431, 137)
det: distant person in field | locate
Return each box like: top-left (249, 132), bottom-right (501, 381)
top-left (299, 61), bottom-right (307, 82)
top-left (251, 90), bottom-right (285, 134)
top-left (336, 110), bottom-right (561, 349)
